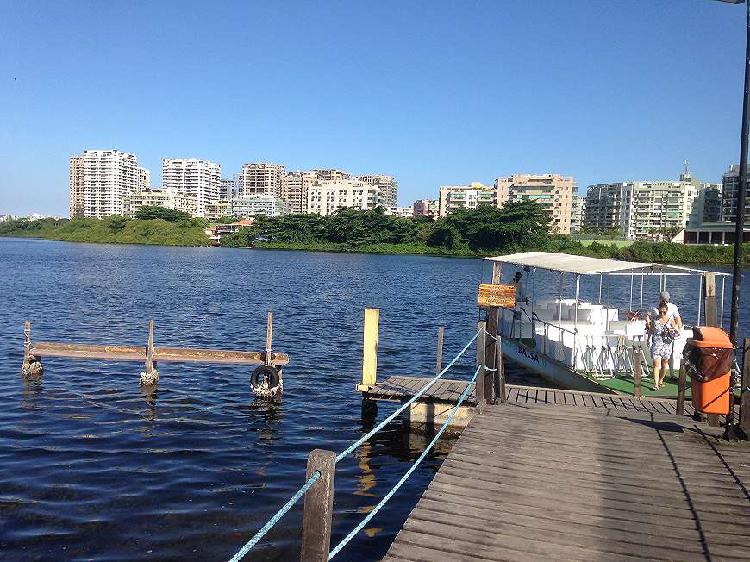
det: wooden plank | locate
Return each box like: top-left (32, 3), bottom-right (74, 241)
top-left (30, 342), bottom-right (290, 366)
top-left (301, 449), bottom-right (335, 562)
top-left (361, 308), bottom-right (379, 387)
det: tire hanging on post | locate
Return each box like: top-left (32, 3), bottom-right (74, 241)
top-left (251, 365), bottom-right (283, 398)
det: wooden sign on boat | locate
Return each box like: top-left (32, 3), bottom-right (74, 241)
top-left (477, 284), bottom-right (516, 309)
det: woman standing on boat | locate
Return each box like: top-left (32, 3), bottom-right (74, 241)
top-left (649, 303), bottom-right (680, 389)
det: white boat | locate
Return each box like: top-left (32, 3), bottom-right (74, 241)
top-left (484, 252), bottom-right (731, 397)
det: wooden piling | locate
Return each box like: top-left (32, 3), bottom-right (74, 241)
top-left (486, 261), bottom-right (502, 402)
top-left (265, 311), bottom-right (273, 366)
top-left (633, 347), bottom-right (642, 399)
top-left (435, 325), bottom-right (444, 375)
top-left (476, 321), bottom-right (486, 412)
top-left (740, 338), bottom-right (750, 436)
top-left (703, 272), bottom-right (718, 328)
top-left (496, 335), bottom-right (506, 403)
top-left (21, 320), bottom-right (42, 378)
top-left (301, 449), bottom-right (335, 562)
top-left (358, 308), bottom-right (379, 391)
top-left (140, 320), bottom-right (159, 386)
top-left (677, 365), bottom-right (687, 416)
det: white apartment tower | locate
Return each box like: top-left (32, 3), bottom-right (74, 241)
top-left (162, 158), bottom-right (221, 217)
top-left (495, 174), bottom-right (575, 234)
top-left (241, 162), bottom-right (286, 197)
top-left (358, 174), bottom-right (398, 208)
top-left (307, 179), bottom-right (384, 216)
top-left (69, 149), bottom-right (149, 218)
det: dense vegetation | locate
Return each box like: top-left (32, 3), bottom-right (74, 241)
top-left (2, 202), bottom-right (747, 265)
top-left (0, 215), bottom-right (211, 246)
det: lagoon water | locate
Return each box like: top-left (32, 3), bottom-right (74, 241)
top-left (1, 237), bottom-right (748, 560)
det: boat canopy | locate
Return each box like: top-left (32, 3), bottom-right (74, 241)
top-left (485, 252), bottom-right (728, 276)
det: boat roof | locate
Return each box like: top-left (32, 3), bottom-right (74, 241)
top-left (485, 252), bottom-right (727, 276)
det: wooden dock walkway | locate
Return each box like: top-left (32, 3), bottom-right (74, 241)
top-left (383, 399), bottom-right (750, 561)
top-left (365, 375), bottom-right (697, 417)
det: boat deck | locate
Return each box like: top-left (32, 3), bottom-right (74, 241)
top-left (383, 400), bottom-right (750, 561)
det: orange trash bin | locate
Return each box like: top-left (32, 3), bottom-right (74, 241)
top-left (684, 327), bottom-right (734, 415)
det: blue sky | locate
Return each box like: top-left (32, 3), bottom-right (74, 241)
top-left (0, 0), bottom-right (747, 214)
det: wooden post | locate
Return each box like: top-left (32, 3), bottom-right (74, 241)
top-left (496, 335), bottom-right (506, 403)
top-left (358, 308), bottom-right (379, 391)
top-left (740, 338), bottom-right (750, 436)
top-left (486, 261), bottom-right (502, 402)
top-left (476, 321), bottom-right (486, 412)
top-left (633, 347), bottom-right (642, 399)
top-left (140, 320), bottom-right (159, 386)
top-left (301, 449), bottom-right (335, 562)
top-left (703, 272), bottom-right (718, 328)
top-left (21, 320), bottom-right (43, 378)
top-left (677, 365), bottom-right (687, 416)
top-left (265, 311), bottom-right (273, 366)
top-left (435, 325), bottom-right (445, 375)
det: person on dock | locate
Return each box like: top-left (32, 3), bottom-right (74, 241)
top-left (648, 303), bottom-right (680, 389)
top-left (650, 291), bottom-right (682, 331)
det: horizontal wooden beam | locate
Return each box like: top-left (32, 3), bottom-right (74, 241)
top-left (29, 341), bottom-right (289, 366)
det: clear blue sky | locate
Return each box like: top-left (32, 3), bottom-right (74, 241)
top-left (0, 0), bottom-right (747, 215)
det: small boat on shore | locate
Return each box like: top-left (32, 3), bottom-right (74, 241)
top-left (485, 252), bottom-right (731, 398)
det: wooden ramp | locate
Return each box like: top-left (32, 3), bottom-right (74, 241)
top-left (383, 401), bottom-right (750, 561)
top-left (364, 375), bottom-right (696, 417)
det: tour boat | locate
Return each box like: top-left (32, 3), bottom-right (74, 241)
top-left (484, 252), bottom-right (731, 397)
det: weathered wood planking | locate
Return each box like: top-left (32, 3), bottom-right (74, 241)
top-left (29, 342), bottom-right (289, 366)
top-left (383, 402), bottom-right (750, 562)
top-left (365, 375), bottom-right (697, 416)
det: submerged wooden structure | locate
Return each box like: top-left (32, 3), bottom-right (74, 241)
top-left (21, 313), bottom-right (288, 387)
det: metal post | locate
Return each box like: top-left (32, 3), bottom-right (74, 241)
top-left (598, 273), bottom-right (603, 304)
top-left (720, 275), bottom-right (726, 328)
top-left (629, 274), bottom-right (634, 312)
top-left (697, 275), bottom-right (703, 327)
top-left (640, 273), bottom-right (644, 309)
top-left (558, 272), bottom-right (564, 322)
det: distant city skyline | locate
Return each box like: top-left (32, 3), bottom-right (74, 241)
top-left (1, 1), bottom-right (747, 214)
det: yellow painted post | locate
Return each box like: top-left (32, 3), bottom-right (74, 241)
top-left (358, 308), bottom-right (379, 391)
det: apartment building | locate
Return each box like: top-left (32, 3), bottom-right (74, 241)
top-left (283, 170), bottom-right (317, 214)
top-left (205, 201), bottom-right (231, 221)
top-left (306, 179), bottom-right (384, 216)
top-left (162, 158), bottom-right (221, 217)
top-left (220, 177), bottom-right (239, 201)
top-left (313, 169), bottom-right (350, 182)
top-left (69, 149), bottom-right (149, 218)
top-left (385, 206), bottom-right (414, 218)
top-left (438, 182), bottom-right (496, 217)
top-left (124, 188), bottom-right (199, 218)
top-left (584, 174), bottom-right (706, 240)
top-left (413, 199), bottom-right (439, 219)
top-left (232, 195), bottom-right (288, 218)
top-left (495, 174), bottom-right (575, 234)
top-left (241, 163), bottom-right (286, 198)
top-left (358, 175), bottom-right (398, 208)
top-left (570, 193), bottom-right (586, 233)
top-left (721, 164), bottom-right (750, 223)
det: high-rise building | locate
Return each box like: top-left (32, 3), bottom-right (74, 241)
top-left (584, 171), bottom-right (709, 240)
top-left (220, 177), bottom-right (239, 201)
top-left (306, 179), bottom-right (384, 216)
top-left (495, 174), bottom-right (575, 234)
top-left (283, 170), bottom-right (317, 214)
top-left (162, 158), bottom-right (221, 217)
top-left (721, 164), bottom-right (750, 223)
top-left (357, 175), bottom-right (398, 208)
top-left (241, 162), bottom-right (285, 198)
top-left (584, 183), bottom-right (633, 235)
top-left (313, 169), bottom-right (350, 182)
top-left (69, 149), bottom-right (148, 218)
top-left (438, 182), bottom-right (496, 217)
top-left (570, 193), bottom-right (586, 233)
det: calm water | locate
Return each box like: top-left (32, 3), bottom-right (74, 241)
top-left (0, 238), bottom-right (748, 561)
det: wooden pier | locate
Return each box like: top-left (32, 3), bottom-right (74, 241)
top-left (384, 398), bottom-right (750, 561)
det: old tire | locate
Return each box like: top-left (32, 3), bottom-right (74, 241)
top-left (251, 365), bottom-right (280, 391)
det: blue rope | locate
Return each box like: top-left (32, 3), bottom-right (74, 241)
top-left (227, 329), bottom-right (479, 561)
top-left (328, 364), bottom-right (482, 559)
top-left (335, 330), bottom-right (479, 464)
top-left (228, 470), bottom-right (321, 562)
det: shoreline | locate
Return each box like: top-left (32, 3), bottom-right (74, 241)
top-left (2, 233), bottom-right (747, 267)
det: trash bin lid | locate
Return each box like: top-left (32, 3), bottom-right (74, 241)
top-left (689, 326), bottom-right (734, 349)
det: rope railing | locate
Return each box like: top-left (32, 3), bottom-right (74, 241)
top-left (328, 363), bottom-right (482, 559)
top-left (227, 328), bottom-right (482, 562)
